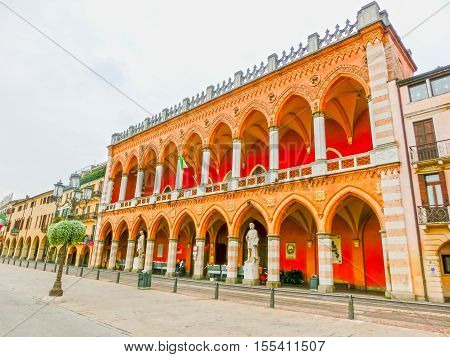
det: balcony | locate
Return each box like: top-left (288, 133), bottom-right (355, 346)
top-left (10, 228), bottom-right (19, 236)
top-left (417, 205), bottom-right (450, 226)
top-left (41, 226), bottom-right (48, 233)
top-left (410, 139), bottom-right (449, 165)
top-left (77, 212), bottom-right (98, 221)
top-left (104, 152), bottom-right (373, 213)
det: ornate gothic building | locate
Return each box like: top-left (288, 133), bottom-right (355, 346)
top-left (91, 2), bottom-right (426, 300)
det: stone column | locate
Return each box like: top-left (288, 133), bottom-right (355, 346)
top-left (229, 139), bottom-right (242, 190)
top-left (312, 112), bottom-right (327, 176)
top-left (105, 179), bottom-right (113, 204)
top-left (232, 138), bottom-right (242, 179)
top-left (379, 230), bottom-right (392, 295)
top-left (267, 235), bottom-right (281, 287)
top-left (27, 245), bottom-right (36, 261)
top-left (36, 243), bottom-right (45, 261)
top-left (313, 112), bottom-right (326, 160)
top-left (175, 156), bottom-right (183, 191)
top-left (193, 238), bottom-right (205, 279)
top-left (200, 148), bottom-right (211, 185)
top-left (317, 233), bottom-right (334, 293)
top-left (153, 163), bottom-right (163, 195)
top-left (144, 239), bottom-right (155, 271)
top-left (93, 241), bottom-right (104, 269)
top-left (118, 174), bottom-right (128, 201)
top-left (20, 246), bottom-right (28, 259)
top-left (166, 239), bottom-right (178, 277)
top-left (268, 127), bottom-right (279, 183)
top-left (124, 239), bottom-right (136, 272)
top-left (135, 169), bottom-right (144, 198)
top-left (107, 240), bottom-right (119, 270)
top-left (226, 237), bottom-right (239, 284)
top-left (14, 245), bottom-right (21, 258)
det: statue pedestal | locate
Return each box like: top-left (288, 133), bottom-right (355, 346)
top-left (132, 257), bottom-right (144, 272)
top-left (242, 259), bottom-right (260, 286)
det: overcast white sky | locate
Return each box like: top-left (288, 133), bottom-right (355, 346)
top-left (0, 0), bottom-right (449, 200)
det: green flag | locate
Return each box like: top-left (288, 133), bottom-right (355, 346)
top-left (178, 156), bottom-right (188, 169)
top-left (0, 213), bottom-right (7, 229)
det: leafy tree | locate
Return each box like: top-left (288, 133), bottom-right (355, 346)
top-left (48, 220), bottom-right (86, 296)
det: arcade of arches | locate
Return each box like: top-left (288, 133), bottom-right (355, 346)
top-left (94, 163), bottom-right (418, 300)
top-left (94, 22), bottom-right (425, 301)
top-left (105, 76), bottom-right (375, 206)
top-left (1, 235), bottom-right (93, 268)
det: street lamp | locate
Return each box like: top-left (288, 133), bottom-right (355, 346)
top-left (52, 174), bottom-right (93, 220)
top-left (69, 173), bottom-right (81, 189)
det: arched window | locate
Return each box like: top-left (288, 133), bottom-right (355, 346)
top-left (250, 165), bottom-right (266, 176)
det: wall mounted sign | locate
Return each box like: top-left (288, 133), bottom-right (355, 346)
top-left (332, 235), bottom-right (342, 264)
top-left (286, 242), bottom-right (296, 260)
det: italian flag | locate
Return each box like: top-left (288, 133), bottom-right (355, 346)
top-left (178, 156), bottom-right (188, 169)
top-left (0, 213), bottom-right (7, 229)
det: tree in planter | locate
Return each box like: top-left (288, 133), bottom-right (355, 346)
top-left (48, 220), bottom-right (86, 296)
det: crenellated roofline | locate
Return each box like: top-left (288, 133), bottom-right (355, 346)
top-left (109, 1), bottom-right (408, 147)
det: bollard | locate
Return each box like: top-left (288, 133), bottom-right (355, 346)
top-left (65, 265), bottom-right (69, 275)
top-left (34, 261), bottom-right (38, 269)
top-left (269, 288), bottom-right (275, 308)
top-left (26, 261), bottom-right (30, 268)
top-left (173, 278), bottom-right (178, 293)
top-left (43, 262), bottom-right (47, 271)
top-left (80, 267), bottom-right (84, 277)
top-left (53, 264), bottom-right (57, 273)
top-left (214, 282), bottom-right (219, 300)
top-left (348, 295), bottom-right (354, 320)
top-left (19, 260), bottom-right (22, 267)
top-left (116, 271), bottom-right (120, 284)
top-left (96, 270), bottom-right (100, 280)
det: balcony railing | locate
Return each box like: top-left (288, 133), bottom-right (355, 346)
top-left (410, 139), bottom-right (449, 164)
top-left (77, 212), bottom-right (98, 221)
top-left (10, 228), bottom-right (19, 235)
top-left (41, 226), bottom-right (48, 233)
top-left (417, 205), bottom-right (450, 225)
top-left (103, 152), bottom-right (375, 213)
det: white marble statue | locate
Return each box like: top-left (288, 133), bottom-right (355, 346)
top-left (136, 230), bottom-right (145, 259)
top-left (245, 222), bottom-right (259, 263)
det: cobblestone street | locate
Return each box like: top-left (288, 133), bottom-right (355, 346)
top-left (0, 264), bottom-right (445, 337)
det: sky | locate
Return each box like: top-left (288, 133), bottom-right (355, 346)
top-left (0, 0), bottom-right (449, 200)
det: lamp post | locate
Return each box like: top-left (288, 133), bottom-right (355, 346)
top-left (49, 173), bottom-right (94, 297)
top-left (53, 173), bottom-right (93, 220)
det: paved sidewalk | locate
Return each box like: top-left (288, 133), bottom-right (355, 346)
top-left (0, 264), bottom-right (444, 337)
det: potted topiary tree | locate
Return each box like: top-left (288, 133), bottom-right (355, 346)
top-left (48, 220), bottom-right (86, 296)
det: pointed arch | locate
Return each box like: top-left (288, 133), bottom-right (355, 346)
top-left (272, 194), bottom-right (320, 235)
top-left (237, 106), bottom-right (270, 140)
top-left (173, 209), bottom-right (198, 239)
top-left (113, 218), bottom-right (130, 240)
top-left (149, 212), bottom-right (172, 239)
top-left (110, 160), bottom-right (124, 179)
top-left (199, 205), bottom-right (231, 238)
top-left (124, 154), bottom-right (139, 174)
top-left (317, 67), bottom-right (370, 110)
top-left (99, 220), bottom-right (113, 241)
top-left (231, 200), bottom-right (271, 237)
top-left (322, 186), bottom-right (384, 233)
top-left (130, 215), bottom-right (148, 239)
top-left (207, 115), bottom-right (234, 147)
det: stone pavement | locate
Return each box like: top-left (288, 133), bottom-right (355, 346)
top-left (0, 264), bottom-right (444, 337)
